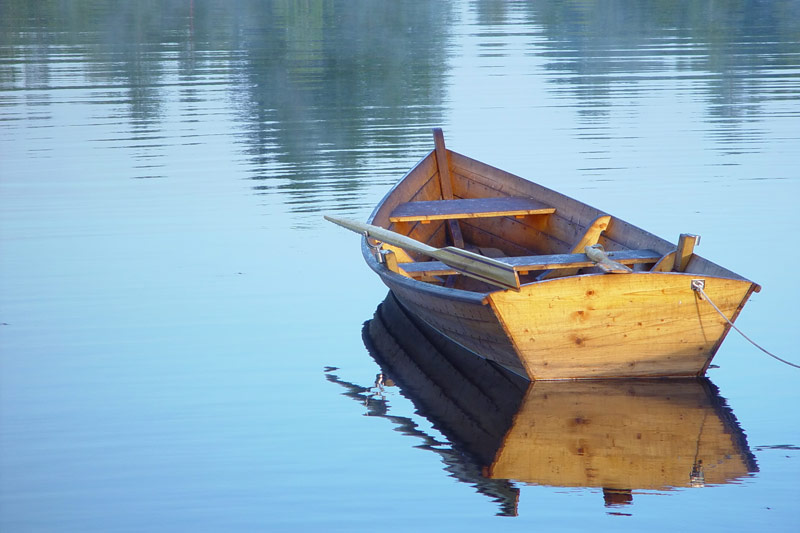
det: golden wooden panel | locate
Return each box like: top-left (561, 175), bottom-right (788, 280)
top-left (488, 273), bottom-right (757, 379)
top-left (389, 197), bottom-right (555, 223)
top-left (400, 249), bottom-right (661, 277)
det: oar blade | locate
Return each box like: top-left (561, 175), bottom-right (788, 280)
top-left (439, 247), bottom-right (520, 291)
top-left (324, 215), bottom-right (436, 256)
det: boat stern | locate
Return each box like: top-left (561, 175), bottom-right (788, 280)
top-left (486, 272), bottom-right (758, 380)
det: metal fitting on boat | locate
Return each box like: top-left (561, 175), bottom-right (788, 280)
top-left (691, 279), bottom-right (706, 300)
top-left (364, 232), bottom-right (385, 263)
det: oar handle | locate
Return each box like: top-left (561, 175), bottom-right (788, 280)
top-left (324, 216), bottom-right (437, 256)
top-left (324, 215), bottom-right (520, 291)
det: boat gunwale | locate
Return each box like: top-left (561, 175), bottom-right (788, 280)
top-left (362, 244), bottom-right (758, 303)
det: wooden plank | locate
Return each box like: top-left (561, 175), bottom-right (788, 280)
top-left (400, 249), bottom-right (661, 277)
top-left (389, 197), bottom-right (556, 223)
top-left (449, 151), bottom-right (677, 255)
top-left (370, 151), bottom-right (439, 226)
top-left (380, 244), bottom-right (415, 263)
top-left (449, 151), bottom-right (605, 224)
top-left (459, 221), bottom-right (539, 258)
top-left (568, 215), bottom-right (612, 253)
top-left (434, 128), bottom-right (455, 199)
top-left (447, 218), bottom-right (465, 249)
top-left (448, 169), bottom-right (573, 253)
top-left (382, 249), bottom-right (408, 277)
top-left (383, 167), bottom-right (450, 254)
top-left (458, 207), bottom-right (565, 255)
top-left (537, 215), bottom-right (612, 280)
top-left (386, 166), bottom-right (447, 250)
top-left (674, 233), bottom-right (700, 272)
top-left (651, 250), bottom-right (676, 272)
top-left (433, 128), bottom-right (465, 248)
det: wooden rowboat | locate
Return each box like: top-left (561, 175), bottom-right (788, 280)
top-left (329, 129), bottom-right (760, 380)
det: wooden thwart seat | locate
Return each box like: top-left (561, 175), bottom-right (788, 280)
top-left (389, 197), bottom-right (555, 224)
top-left (536, 214), bottom-right (611, 281)
top-left (398, 249), bottom-right (662, 278)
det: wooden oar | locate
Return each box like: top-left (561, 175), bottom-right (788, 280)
top-left (585, 244), bottom-right (633, 273)
top-left (324, 215), bottom-right (520, 291)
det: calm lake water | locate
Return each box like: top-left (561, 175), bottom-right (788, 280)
top-left (1, 1), bottom-right (799, 531)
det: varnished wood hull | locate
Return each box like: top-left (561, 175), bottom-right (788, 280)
top-left (363, 134), bottom-right (759, 380)
top-left (379, 268), bottom-right (756, 380)
top-left (487, 272), bottom-right (757, 379)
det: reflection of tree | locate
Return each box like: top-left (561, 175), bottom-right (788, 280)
top-left (466, 0), bottom-right (799, 140)
top-left (2, 0), bottom-right (797, 198)
top-left (228, 1), bottom-right (453, 209)
top-left (1, 0), bottom-right (453, 203)
top-left (510, 0), bottom-right (800, 129)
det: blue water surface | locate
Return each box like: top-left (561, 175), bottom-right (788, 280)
top-left (1, 1), bottom-right (799, 531)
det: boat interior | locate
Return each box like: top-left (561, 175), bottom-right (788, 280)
top-left (369, 129), bottom-right (748, 293)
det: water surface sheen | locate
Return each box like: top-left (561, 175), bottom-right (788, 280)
top-left (1, 1), bottom-right (799, 531)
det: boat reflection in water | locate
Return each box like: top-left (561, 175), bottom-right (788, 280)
top-left (326, 293), bottom-right (758, 516)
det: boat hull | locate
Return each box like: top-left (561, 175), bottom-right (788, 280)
top-left (382, 271), bottom-right (527, 376)
top-left (377, 264), bottom-right (756, 380)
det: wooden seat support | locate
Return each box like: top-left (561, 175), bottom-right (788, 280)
top-left (433, 128), bottom-right (465, 249)
top-left (398, 249), bottom-right (662, 278)
top-left (536, 215), bottom-right (611, 281)
top-left (650, 233), bottom-right (700, 272)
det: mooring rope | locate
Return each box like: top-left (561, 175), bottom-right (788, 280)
top-left (693, 282), bottom-right (800, 369)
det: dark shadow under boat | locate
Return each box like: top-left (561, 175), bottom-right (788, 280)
top-left (326, 292), bottom-right (758, 515)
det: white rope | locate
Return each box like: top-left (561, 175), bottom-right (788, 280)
top-left (695, 284), bottom-right (800, 370)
